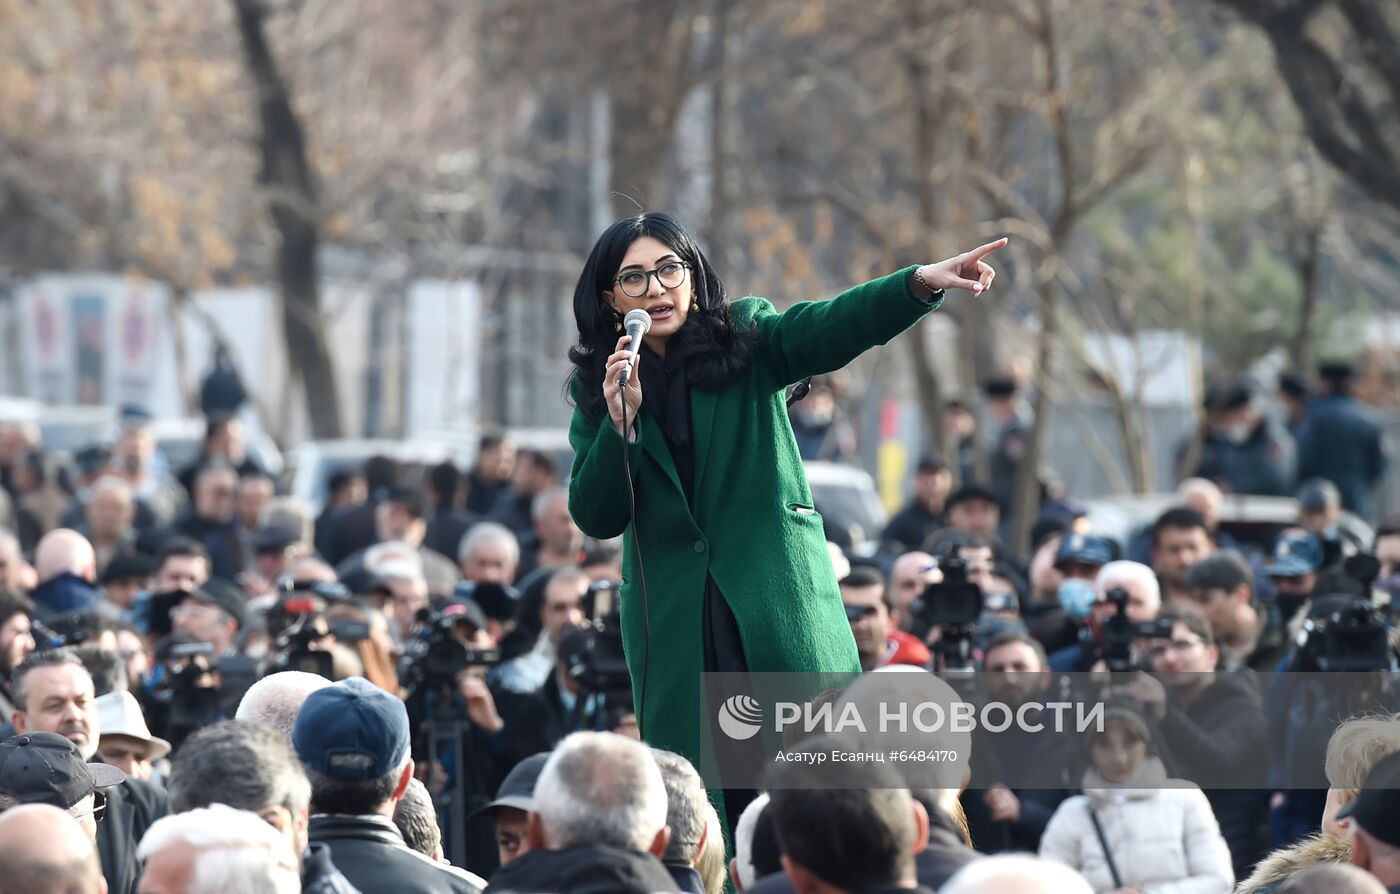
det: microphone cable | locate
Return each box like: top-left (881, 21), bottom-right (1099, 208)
top-left (619, 368), bottom-right (651, 737)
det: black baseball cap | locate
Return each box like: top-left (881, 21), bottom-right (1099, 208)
top-left (101, 551), bottom-right (155, 586)
top-left (472, 752), bottom-right (550, 818)
top-left (945, 484), bottom-right (1001, 513)
top-left (185, 579), bottom-right (247, 630)
top-left (1337, 751), bottom-right (1400, 847)
top-left (0, 732), bottom-right (125, 809)
top-left (982, 378), bottom-right (1017, 398)
top-left (1054, 533), bottom-right (1117, 570)
top-left (252, 521), bottom-right (303, 553)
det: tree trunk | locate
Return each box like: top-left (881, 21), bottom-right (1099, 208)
top-left (232, 0), bottom-right (344, 439)
top-left (1289, 223), bottom-right (1323, 370)
top-left (706, 0), bottom-right (731, 266)
top-left (1012, 273), bottom-right (1056, 554)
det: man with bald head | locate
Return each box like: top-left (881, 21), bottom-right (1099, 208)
top-left (0, 803), bottom-right (107, 894)
top-left (29, 530), bottom-right (101, 620)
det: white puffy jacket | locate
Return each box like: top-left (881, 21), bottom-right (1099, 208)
top-left (1039, 758), bottom-right (1234, 894)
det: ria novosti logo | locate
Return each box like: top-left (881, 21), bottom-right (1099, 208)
top-left (717, 695), bottom-right (764, 740)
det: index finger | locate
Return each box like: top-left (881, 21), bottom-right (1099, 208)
top-left (964, 237), bottom-right (1009, 262)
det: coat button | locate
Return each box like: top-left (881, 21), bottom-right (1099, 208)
top-left (693, 540), bottom-right (706, 554)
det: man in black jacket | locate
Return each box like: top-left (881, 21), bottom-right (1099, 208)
top-left (486, 731), bottom-right (679, 894)
top-left (293, 677), bottom-right (480, 893)
top-left (766, 738), bottom-right (943, 894)
top-left (881, 456), bottom-right (951, 555)
top-left (167, 720), bottom-right (360, 894)
top-left (1119, 607), bottom-right (1270, 881)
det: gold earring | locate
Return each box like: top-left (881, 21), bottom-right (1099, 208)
top-left (690, 298), bottom-right (698, 314)
top-left (614, 317), bottom-right (623, 332)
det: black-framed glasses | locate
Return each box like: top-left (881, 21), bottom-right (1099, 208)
top-left (613, 261), bottom-right (689, 298)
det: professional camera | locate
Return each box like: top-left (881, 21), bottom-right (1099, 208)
top-left (30, 613), bottom-right (102, 650)
top-left (1092, 587), bottom-right (1173, 673)
top-left (908, 556), bottom-right (983, 673)
top-left (401, 603), bottom-right (502, 694)
top-left (564, 581), bottom-right (631, 696)
top-left (1288, 554), bottom-right (1397, 672)
top-left (263, 579), bottom-right (352, 680)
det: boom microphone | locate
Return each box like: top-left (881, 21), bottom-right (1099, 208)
top-left (618, 308), bottom-right (652, 387)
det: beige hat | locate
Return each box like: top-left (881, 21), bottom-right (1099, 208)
top-left (96, 691), bottom-right (171, 762)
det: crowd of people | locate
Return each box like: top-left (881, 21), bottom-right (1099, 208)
top-left (0, 354), bottom-right (1395, 893)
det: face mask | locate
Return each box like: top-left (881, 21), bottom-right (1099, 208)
top-left (1058, 578), bottom-right (1098, 620)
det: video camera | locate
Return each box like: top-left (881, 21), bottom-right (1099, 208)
top-left (1095, 587), bottom-right (1173, 673)
top-left (912, 557), bottom-right (983, 673)
top-left (263, 579), bottom-right (354, 679)
top-left (401, 603), bottom-right (502, 694)
top-left (1291, 554), bottom-right (1396, 672)
top-left (564, 580), bottom-right (631, 697)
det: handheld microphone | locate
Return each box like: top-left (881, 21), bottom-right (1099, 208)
top-left (618, 308), bottom-right (652, 387)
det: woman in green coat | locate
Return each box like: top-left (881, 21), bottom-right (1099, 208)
top-left (566, 212), bottom-right (1004, 782)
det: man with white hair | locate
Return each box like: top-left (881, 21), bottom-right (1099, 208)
top-left (729, 793), bottom-right (770, 892)
top-left (941, 854), bottom-right (1092, 894)
top-left (0, 802), bottom-right (107, 894)
top-left (137, 803), bottom-right (301, 894)
top-left (29, 529), bottom-right (101, 620)
top-left (518, 486), bottom-right (583, 580)
top-left (1049, 559), bottom-right (1161, 672)
top-left (458, 522), bottom-right (520, 585)
top-left (234, 670), bottom-right (333, 740)
top-left (486, 731), bottom-right (678, 894)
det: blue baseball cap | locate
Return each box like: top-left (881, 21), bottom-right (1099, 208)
top-left (292, 677), bottom-right (410, 780)
top-left (1054, 533), bottom-right (1117, 570)
top-left (1265, 532), bottom-right (1323, 578)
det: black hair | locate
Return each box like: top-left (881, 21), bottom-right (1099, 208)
top-left (981, 631), bottom-right (1048, 669)
top-left (1156, 605), bottom-right (1215, 648)
top-left (1152, 507), bottom-right (1211, 548)
top-left (11, 648), bottom-right (87, 711)
top-left (749, 802), bottom-right (782, 878)
top-left (428, 461), bottom-right (461, 505)
top-left (169, 721), bottom-right (309, 816)
top-left (517, 449), bottom-right (557, 479)
top-left (71, 646), bottom-right (126, 698)
top-left (478, 431), bottom-right (506, 454)
top-left (157, 536), bottom-right (210, 567)
top-left (765, 735), bottom-right (915, 892)
top-left (0, 588), bottom-right (34, 630)
top-left (327, 470), bottom-right (358, 497)
top-left (1184, 550), bottom-right (1252, 596)
top-left (306, 765), bottom-right (402, 816)
top-left (362, 455), bottom-right (399, 492)
top-left (839, 566), bottom-right (890, 610)
top-left (567, 212), bottom-right (758, 421)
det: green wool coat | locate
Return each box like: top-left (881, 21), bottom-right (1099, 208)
top-left (566, 266), bottom-right (942, 766)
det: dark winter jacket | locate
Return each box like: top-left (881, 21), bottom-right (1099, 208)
top-left (308, 814), bottom-right (480, 894)
top-left (1157, 669), bottom-right (1270, 880)
top-left (301, 842), bottom-right (363, 894)
top-left (486, 843), bottom-right (681, 894)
